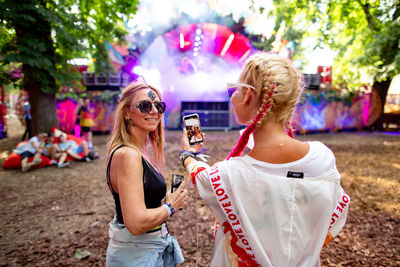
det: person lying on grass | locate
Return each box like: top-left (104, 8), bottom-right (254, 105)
top-left (56, 134), bottom-right (91, 168)
top-left (41, 133), bottom-right (60, 166)
top-left (14, 132), bottom-right (48, 172)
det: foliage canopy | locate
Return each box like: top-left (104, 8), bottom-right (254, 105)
top-left (0, 0), bottom-right (139, 91)
top-left (270, 0), bottom-right (399, 90)
top-left (0, 0), bottom-right (139, 133)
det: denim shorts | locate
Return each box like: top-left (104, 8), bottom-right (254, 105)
top-left (74, 145), bottom-right (84, 154)
top-left (106, 216), bottom-right (184, 267)
top-left (20, 151), bottom-right (35, 159)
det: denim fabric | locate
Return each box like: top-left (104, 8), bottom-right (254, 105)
top-left (106, 217), bottom-right (184, 267)
top-left (58, 140), bottom-right (82, 154)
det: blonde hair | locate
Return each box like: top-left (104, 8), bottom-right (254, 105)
top-left (106, 82), bottom-right (165, 169)
top-left (240, 52), bottom-right (301, 128)
top-left (228, 52), bottom-right (302, 159)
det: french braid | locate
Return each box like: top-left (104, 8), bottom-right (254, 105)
top-left (227, 52), bottom-right (302, 159)
top-left (283, 61), bottom-right (300, 139)
top-left (227, 84), bottom-right (275, 159)
top-left (286, 121), bottom-right (294, 138)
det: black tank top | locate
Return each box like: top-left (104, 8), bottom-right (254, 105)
top-left (106, 145), bottom-right (166, 224)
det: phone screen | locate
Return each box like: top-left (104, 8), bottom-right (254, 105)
top-left (171, 174), bottom-right (184, 193)
top-left (183, 113), bottom-right (204, 145)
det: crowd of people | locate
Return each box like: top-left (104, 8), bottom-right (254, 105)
top-left (13, 92), bottom-right (98, 172)
top-left (104, 52), bottom-right (350, 266)
top-left (13, 131), bottom-right (98, 171)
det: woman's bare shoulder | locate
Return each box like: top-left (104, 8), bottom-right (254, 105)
top-left (112, 146), bottom-right (141, 163)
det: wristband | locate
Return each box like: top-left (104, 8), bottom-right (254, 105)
top-left (165, 202), bottom-right (175, 216)
top-left (179, 150), bottom-right (196, 167)
top-left (163, 203), bottom-right (171, 217)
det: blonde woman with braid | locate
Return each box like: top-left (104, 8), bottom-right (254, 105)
top-left (106, 82), bottom-right (187, 266)
top-left (180, 52), bottom-right (350, 266)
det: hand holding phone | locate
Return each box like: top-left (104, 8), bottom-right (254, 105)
top-left (183, 113), bottom-right (204, 145)
top-left (171, 174), bottom-right (185, 210)
top-left (171, 174), bottom-right (184, 193)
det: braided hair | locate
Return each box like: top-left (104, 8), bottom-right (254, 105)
top-left (227, 84), bottom-right (274, 159)
top-left (227, 52), bottom-right (301, 159)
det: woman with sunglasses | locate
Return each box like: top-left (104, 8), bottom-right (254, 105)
top-left (106, 82), bottom-right (187, 266)
top-left (180, 52), bottom-right (349, 266)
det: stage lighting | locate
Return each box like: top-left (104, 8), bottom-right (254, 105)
top-left (180, 33), bottom-right (185, 49)
top-left (133, 66), bottom-right (143, 75)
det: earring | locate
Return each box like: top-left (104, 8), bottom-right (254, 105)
top-left (125, 118), bottom-right (134, 126)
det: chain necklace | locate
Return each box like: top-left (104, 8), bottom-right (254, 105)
top-left (251, 142), bottom-right (285, 150)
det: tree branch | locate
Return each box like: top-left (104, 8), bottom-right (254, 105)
top-left (357, 0), bottom-right (377, 30)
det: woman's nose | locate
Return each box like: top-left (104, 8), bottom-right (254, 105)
top-left (149, 103), bottom-right (158, 114)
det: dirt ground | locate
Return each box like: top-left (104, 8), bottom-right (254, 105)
top-left (0, 115), bottom-right (399, 267)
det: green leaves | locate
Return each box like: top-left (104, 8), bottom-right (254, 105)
top-left (56, 89), bottom-right (120, 103)
top-left (274, 0), bottom-right (399, 90)
top-left (263, 0), bottom-right (398, 106)
top-left (317, 0), bottom-right (399, 88)
top-left (1, 0), bottom-right (140, 92)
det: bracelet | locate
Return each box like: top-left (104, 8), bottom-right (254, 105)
top-left (163, 203), bottom-right (171, 217)
top-left (179, 150), bottom-right (196, 167)
top-left (164, 202), bottom-right (175, 216)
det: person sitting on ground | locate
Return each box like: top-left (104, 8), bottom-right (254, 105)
top-left (14, 132), bottom-right (48, 172)
top-left (41, 133), bottom-right (60, 166)
top-left (56, 134), bottom-right (91, 168)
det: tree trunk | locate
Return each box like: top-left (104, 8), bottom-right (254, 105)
top-left (15, 0), bottom-right (59, 135)
top-left (23, 66), bottom-right (58, 135)
top-left (370, 78), bottom-right (391, 130)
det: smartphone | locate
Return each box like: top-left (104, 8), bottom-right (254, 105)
top-left (171, 174), bottom-right (184, 193)
top-left (183, 113), bottom-right (204, 145)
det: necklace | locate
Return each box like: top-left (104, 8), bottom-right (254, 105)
top-left (251, 142), bottom-right (285, 149)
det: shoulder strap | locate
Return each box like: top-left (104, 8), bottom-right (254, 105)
top-left (106, 145), bottom-right (125, 193)
top-left (141, 156), bottom-right (161, 175)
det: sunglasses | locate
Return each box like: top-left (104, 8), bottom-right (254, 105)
top-left (226, 82), bottom-right (257, 98)
top-left (134, 100), bottom-right (166, 114)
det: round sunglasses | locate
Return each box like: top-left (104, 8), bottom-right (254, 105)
top-left (133, 100), bottom-right (167, 114)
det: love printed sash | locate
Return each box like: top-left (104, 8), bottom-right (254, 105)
top-left (209, 164), bottom-right (261, 266)
top-left (329, 191), bottom-right (350, 231)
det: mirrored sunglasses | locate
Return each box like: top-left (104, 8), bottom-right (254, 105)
top-left (134, 100), bottom-right (166, 114)
top-left (226, 82), bottom-right (257, 98)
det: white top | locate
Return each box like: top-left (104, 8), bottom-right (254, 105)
top-left (58, 140), bottom-right (79, 152)
top-left (13, 136), bottom-right (41, 154)
top-left (186, 141), bottom-right (349, 267)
